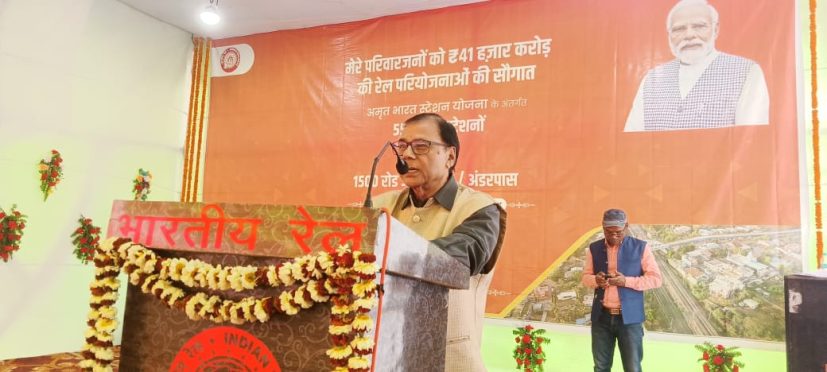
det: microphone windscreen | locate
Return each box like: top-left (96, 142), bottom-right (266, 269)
top-left (396, 159), bottom-right (409, 175)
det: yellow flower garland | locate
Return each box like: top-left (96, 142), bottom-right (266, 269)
top-left (81, 237), bottom-right (379, 372)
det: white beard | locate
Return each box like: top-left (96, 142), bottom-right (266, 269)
top-left (671, 40), bottom-right (714, 65)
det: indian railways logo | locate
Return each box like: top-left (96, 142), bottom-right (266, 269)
top-left (170, 326), bottom-right (281, 371)
top-left (220, 47), bottom-right (241, 73)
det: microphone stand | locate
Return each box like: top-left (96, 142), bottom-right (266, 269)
top-left (363, 142), bottom-right (392, 208)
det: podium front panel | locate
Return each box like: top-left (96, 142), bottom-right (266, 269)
top-left (372, 274), bottom-right (450, 371)
top-left (119, 252), bottom-right (330, 371)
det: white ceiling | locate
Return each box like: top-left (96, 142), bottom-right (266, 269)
top-left (117, 0), bottom-right (487, 39)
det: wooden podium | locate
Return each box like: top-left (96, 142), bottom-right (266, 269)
top-left (106, 201), bottom-right (468, 371)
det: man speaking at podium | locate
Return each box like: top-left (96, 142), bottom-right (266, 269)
top-left (374, 113), bottom-right (506, 371)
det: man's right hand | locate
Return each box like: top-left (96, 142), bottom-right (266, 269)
top-left (595, 272), bottom-right (608, 288)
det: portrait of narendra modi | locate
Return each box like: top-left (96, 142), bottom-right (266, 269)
top-left (624, 0), bottom-right (769, 132)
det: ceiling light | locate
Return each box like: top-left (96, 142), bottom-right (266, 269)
top-left (200, 1), bottom-right (220, 25)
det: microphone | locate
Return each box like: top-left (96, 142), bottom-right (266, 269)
top-left (390, 142), bottom-right (409, 175)
top-left (363, 141), bottom-right (409, 208)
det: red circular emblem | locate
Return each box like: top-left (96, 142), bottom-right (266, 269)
top-left (170, 326), bottom-right (281, 372)
top-left (220, 47), bottom-right (241, 73)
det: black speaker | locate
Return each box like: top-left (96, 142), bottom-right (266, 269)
top-left (785, 274), bottom-right (827, 372)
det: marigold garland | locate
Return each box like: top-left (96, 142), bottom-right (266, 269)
top-left (191, 38), bottom-right (211, 204)
top-left (132, 168), bottom-right (152, 201)
top-left (0, 205), bottom-right (27, 263)
top-left (181, 38), bottom-right (202, 203)
top-left (696, 342), bottom-right (744, 372)
top-left (512, 324), bottom-right (550, 372)
top-left (809, 0), bottom-right (824, 268)
top-left (38, 149), bottom-right (63, 201)
top-left (71, 216), bottom-right (101, 264)
top-left (181, 37), bottom-right (211, 203)
top-left (81, 237), bottom-right (379, 371)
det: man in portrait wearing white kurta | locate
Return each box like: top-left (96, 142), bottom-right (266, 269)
top-left (624, 0), bottom-right (769, 132)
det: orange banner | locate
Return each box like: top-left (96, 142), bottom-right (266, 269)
top-left (204, 0), bottom-right (799, 341)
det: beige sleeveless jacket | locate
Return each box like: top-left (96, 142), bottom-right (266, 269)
top-left (375, 183), bottom-right (506, 372)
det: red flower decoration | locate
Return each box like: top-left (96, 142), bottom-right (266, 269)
top-left (133, 168), bottom-right (153, 201)
top-left (38, 150), bottom-right (63, 201)
top-left (0, 205), bottom-right (27, 263)
top-left (696, 341), bottom-right (744, 372)
top-left (71, 215), bottom-right (101, 264)
top-left (512, 324), bottom-right (550, 372)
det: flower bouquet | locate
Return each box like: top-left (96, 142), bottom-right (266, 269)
top-left (0, 205), bottom-right (27, 262)
top-left (38, 149), bottom-right (63, 201)
top-left (133, 168), bottom-right (152, 201)
top-left (513, 324), bottom-right (550, 371)
top-left (696, 342), bottom-right (744, 372)
top-left (71, 216), bottom-right (101, 264)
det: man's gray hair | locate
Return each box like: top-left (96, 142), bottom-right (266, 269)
top-left (666, 0), bottom-right (719, 31)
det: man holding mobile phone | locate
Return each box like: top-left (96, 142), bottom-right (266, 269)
top-left (581, 209), bottom-right (663, 372)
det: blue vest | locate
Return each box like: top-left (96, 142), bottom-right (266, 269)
top-left (590, 236), bottom-right (646, 325)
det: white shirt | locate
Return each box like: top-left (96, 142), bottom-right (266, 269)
top-left (624, 50), bottom-right (769, 132)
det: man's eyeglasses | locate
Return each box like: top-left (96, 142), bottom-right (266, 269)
top-left (391, 139), bottom-right (450, 155)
